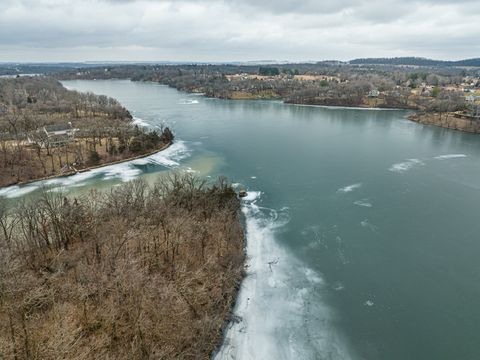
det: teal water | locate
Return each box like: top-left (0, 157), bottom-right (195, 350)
top-left (3, 79), bottom-right (480, 359)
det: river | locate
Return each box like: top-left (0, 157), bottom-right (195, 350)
top-left (2, 79), bottom-right (480, 360)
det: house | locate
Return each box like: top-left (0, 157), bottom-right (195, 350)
top-left (43, 123), bottom-right (78, 147)
top-left (28, 123), bottom-right (78, 148)
top-left (466, 95), bottom-right (476, 102)
top-left (368, 89), bottom-right (380, 98)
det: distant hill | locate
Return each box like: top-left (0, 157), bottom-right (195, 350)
top-left (349, 57), bottom-right (480, 67)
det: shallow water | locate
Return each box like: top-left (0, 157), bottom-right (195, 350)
top-left (5, 79), bottom-right (480, 359)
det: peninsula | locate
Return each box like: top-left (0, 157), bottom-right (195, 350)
top-left (0, 76), bottom-right (174, 187)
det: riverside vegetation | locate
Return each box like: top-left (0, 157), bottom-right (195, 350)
top-left (0, 76), bottom-right (174, 187)
top-left (0, 174), bottom-right (244, 359)
top-left (56, 60), bottom-right (480, 132)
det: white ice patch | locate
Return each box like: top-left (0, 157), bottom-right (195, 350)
top-left (178, 99), bottom-right (199, 105)
top-left (354, 199), bottom-right (372, 208)
top-left (215, 191), bottom-right (355, 360)
top-left (389, 159), bottom-right (424, 173)
top-left (337, 183), bottom-right (362, 193)
top-left (0, 184), bottom-right (39, 199)
top-left (434, 154), bottom-right (467, 160)
top-left (132, 116), bottom-right (150, 127)
top-left (43, 168), bottom-right (102, 187)
top-left (102, 163), bottom-right (143, 182)
top-left (132, 140), bottom-right (190, 168)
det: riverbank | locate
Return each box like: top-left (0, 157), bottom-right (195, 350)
top-left (5, 141), bottom-right (172, 188)
top-left (0, 175), bottom-right (245, 359)
top-left (284, 98), bottom-right (417, 110)
top-left (408, 112), bottom-right (480, 133)
top-left (147, 80), bottom-right (418, 110)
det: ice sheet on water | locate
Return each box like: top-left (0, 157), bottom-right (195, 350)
top-left (0, 185), bottom-right (39, 198)
top-left (133, 140), bottom-right (190, 167)
top-left (214, 190), bottom-right (355, 360)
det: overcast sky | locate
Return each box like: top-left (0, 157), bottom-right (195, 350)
top-left (1, 0), bottom-right (479, 62)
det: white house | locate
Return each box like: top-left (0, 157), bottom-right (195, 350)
top-left (28, 122), bottom-right (78, 148)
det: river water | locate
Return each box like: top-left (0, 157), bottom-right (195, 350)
top-left (2, 79), bottom-right (480, 359)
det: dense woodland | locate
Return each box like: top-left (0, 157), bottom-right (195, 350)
top-left (0, 175), bottom-right (244, 359)
top-left (0, 76), bottom-right (174, 186)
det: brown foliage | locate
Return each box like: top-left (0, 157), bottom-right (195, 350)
top-left (0, 174), bottom-right (244, 359)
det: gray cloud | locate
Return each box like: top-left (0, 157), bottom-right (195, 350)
top-left (0, 0), bottom-right (479, 62)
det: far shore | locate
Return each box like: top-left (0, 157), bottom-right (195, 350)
top-left (282, 101), bottom-right (411, 112)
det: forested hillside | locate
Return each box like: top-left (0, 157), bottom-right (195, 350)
top-left (0, 175), bottom-right (245, 359)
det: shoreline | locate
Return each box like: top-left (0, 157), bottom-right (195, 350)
top-left (0, 142), bottom-right (172, 189)
top-left (152, 80), bottom-right (417, 111)
top-left (282, 101), bottom-right (411, 111)
top-left (65, 77), bottom-right (417, 112)
top-left (408, 113), bottom-right (480, 134)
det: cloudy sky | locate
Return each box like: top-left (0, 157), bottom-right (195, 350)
top-left (1, 0), bottom-right (479, 62)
